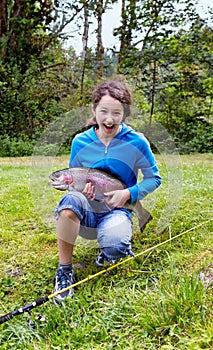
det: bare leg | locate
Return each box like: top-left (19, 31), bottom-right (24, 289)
top-left (56, 209), bottom-right (80, 264)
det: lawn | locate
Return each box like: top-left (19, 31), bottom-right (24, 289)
top-left (0, 154), bottom-right (212, 349)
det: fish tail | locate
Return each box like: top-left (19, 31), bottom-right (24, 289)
top-left (132, 201), bottom-right (153, 233)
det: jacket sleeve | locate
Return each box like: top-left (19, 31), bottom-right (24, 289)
top-left (128, 136), bottom-right (161, 203)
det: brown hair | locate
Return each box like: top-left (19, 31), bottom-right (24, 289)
top-left (86, 78), bottom-right (132, 128)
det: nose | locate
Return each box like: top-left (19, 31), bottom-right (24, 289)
top-left (105, 114), bottom-right (114, 123)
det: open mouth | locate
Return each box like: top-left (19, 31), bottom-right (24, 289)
top-left (103, 124), bottom-right (115, 130)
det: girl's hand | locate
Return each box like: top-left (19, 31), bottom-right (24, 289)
top-left (104, 189), bottom-right (130, 208)
top-left (82, 182), bottom-right (96, 201)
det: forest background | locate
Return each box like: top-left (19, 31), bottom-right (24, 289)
top-left (0, 0), bottom-right (213, 157)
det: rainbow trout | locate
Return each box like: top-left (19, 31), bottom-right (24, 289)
top-left (49, 167), bottom-right (152, 232)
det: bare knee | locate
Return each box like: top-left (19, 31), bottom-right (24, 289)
top-left (59, 209), bottom-right (79, 222)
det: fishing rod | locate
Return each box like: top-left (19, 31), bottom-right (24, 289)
top-left (0, 219), bottom-right (211, 326)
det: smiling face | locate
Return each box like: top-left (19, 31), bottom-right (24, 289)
top-left (93, 94), bottom-right (124, 140)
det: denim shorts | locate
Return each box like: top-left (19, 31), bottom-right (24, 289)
top-left (55, 190), bottom-right (133, 259)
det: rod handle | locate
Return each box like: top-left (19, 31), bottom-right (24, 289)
top-left (0, 296), bottom-right (49, 325)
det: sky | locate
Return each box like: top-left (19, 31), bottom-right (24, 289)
top-left (66, 0), bottom-right (212, 54)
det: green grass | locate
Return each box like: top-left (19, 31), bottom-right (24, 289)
top-left (0, 154), bottom-right (212, 349)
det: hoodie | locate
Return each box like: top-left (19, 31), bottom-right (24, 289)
top-left (69, 123), bottom-right (161, 204)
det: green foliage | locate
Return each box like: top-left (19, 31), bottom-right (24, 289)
top-left (174, 123), bottom-right (213, 154)
top-left (0, 136), bottom-right (34, 157)
top-left (0, 1), bottom-right (213, 155)
top-left (0, 0), bottom-right (55, 70)
top-left (0, 46), bottom-right (80, 141)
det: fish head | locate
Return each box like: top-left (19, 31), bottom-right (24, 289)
top-left (49, 169), bottom-right (74, 191)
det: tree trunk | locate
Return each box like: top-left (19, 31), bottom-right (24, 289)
top-left (118, 0), bottom-right (136, 68)
top-left (149, 59), bottom-right (157, 127)
top-left (0, 0), bottom-right (8, 57)
top-left (80, 2), bottom-right (90, 104)
top-left (118, 0), bottom-right (126, 66)
top-left (0, 0), bottom-right (7, 37)
top-left (96, 0), bottom-right (104, 78)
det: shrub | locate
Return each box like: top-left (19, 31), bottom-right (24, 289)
top-left (175, 123), bottom-right (213, 154)
top-left (0, 136), bottom-right (35, 157)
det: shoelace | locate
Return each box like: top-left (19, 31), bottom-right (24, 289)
top-left (60, 275), bottom-right (67, 289)
top-left (58, 269), bottom-right (72, 289)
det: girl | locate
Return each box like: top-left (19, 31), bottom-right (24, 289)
top-left (53, 78), bottom-right (161, 304)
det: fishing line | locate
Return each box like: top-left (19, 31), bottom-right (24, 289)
top-left (0, 219), bottom-right (212, 326)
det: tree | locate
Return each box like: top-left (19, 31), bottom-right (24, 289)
top-left (116, 0), bottom-right (137, 65)
top-left (0, 0), bottom-right (87, 140)
top-left (153, 19), bottom-right (213, 152)
top-left (0, 0), bottom-right (212, 154)
top-left (113, 1), bottom-right (202, 124)
top-left (0, 0), bottom-right (54, 71)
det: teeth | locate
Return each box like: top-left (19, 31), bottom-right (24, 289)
top-left (105, 124), bottom-right (114, 128)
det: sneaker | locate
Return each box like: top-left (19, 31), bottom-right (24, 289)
top-left (53, 267), bottom-right (76, 305)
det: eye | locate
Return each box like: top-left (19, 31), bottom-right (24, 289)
top-left (114, 111), bottom-right (122, 116)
